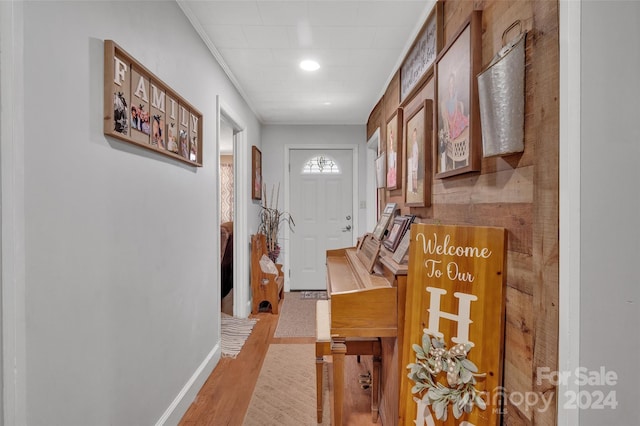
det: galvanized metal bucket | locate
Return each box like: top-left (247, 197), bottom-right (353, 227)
top-left (477, 21), bottom-right (527, 157)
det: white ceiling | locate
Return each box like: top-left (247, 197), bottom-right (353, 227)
top-left (178, 0), bottom-right (435, 125)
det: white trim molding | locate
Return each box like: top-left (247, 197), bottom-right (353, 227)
top-left (558, 1), bottom-right (581, 425)
top-left (155, 343), bottom-right (220, 426)
top-left (0, 1), bottom-right (27, 425)
top-left (217, 97), bottom-right (250, 319)
top-left (366, 128), bottom-right (381, 232)
top-left (177, 1), bottom-right (263, 123)
top-left (1, 1), bottom-right (27, 425)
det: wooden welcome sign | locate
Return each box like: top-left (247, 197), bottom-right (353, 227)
top-left (103, 40), bottom-right (203, 166)
top-left (400, 223), bottom-right (506, 425)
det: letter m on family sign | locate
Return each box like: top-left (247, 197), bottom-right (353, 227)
top-left (399, 223), bottom-right (507, 425)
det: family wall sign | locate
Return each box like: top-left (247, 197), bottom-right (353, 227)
top-left (103, 40), bottom-right (203, 167)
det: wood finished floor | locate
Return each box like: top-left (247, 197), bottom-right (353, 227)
top-left (179, 308), bottom-right (380, 425)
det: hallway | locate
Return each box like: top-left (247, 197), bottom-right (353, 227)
top-left (180, 302), bottom-right (379, 425)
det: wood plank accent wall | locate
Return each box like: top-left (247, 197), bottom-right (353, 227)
top-left (366, 1), bottom-right (559, 424)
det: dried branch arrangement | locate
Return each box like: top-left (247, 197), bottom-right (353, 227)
top-left (258, 183), bottom-right (295, 262)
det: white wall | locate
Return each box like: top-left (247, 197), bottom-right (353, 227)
top-left (18, 1), bottom-right (260, 425)
top-left (580, 1), bottom-right (640, 424)
top-left (261, 125), bottom-right (367, 290)
top-left (261, 124), bottom-right (368, 231)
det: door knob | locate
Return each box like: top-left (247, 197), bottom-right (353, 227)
top-left (342, 225), bottom-right (352, 232)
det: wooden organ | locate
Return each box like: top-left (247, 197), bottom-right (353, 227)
top-left (325, 234), bottom-right (407, 426)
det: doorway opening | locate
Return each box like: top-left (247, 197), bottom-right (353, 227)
top-left (366, 128), bottom-right (380, 232)
top-left (216, 97), bottom-right (249, 318)
top-left (219, 119), bottom-right (234, 316)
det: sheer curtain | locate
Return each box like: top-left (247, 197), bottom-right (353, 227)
top-left (220, 161), bottom-right (234, 223)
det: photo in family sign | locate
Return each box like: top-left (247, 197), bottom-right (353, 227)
top-left (190, 136), bottom-right (198, 162)
top-left (113, 91), bottom-right (129, 135)
top-left (167, 122), bottom-right (178, 153)
top-left (129, 69), bottom-right (151, 143)
top-left (152, 114), bottom-right (165, 149)
top-left (131, 103), bottom-right (150, 136)
top-left (179, 130), bottom-right (189, 159)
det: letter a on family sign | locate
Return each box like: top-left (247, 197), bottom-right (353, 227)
top-left (399, 223), bottom-right (507, 425)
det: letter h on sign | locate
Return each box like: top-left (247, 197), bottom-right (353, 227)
top-left (424, 287), bottom-right (478, 346)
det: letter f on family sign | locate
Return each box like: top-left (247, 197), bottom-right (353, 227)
top-left (424, 287), bottom-right (477, 346)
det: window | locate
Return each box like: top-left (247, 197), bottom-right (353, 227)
top-left (301, 155), bottom-right (340, 174)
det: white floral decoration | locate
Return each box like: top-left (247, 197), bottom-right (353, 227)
top-left (406, 330), bottom-right (487, 421)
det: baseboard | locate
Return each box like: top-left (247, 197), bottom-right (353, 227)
top-left (155, 340), bottom-right (221, 426)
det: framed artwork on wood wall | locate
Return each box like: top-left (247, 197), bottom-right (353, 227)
top-left (252, 146), bottom-right (262, 200)
top-left (376, 153), bottom-right (386, 188)
top-left (386, 108), bottom-right (403, 190)
top-left (404, 100), bottom-right (433, 207)
top-left (400, 3), bottom-right (443, 102)
top-left (435, 11), bottom-right (483, 179)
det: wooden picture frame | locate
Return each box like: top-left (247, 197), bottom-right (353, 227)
top-left (372, 202), bottom-right (397, 240)
top-left (383, 216), bottom-right (411, 252)
top-left (435, 11), bottom-right (482, 178)
top-left (385, 108), bottom-right (403, 190)
top-left (372, 211), bottom-right (393, 241)
top-left (391, 230), bottom-right (411, 264)
top-left (404, 100), bottom-right (433, 207)
top-left (356, 233), bottom-right (382, 273)
top-left (252, 146), bottom-right (262, 200)
top-left (382, 202), bottom-right (398, 216)
top-left (400, 3), bottom-right (443, 102)
top-left (375, 153), bottom-right (386, 188)
top-left (103, 40), bottom-right (203, 167)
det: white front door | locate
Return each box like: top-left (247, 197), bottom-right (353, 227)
top-left (289, 149), bottom-right (354, 290)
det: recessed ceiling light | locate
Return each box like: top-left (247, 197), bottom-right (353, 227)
top-left (299, 59), bottom-right (320, 71)
top-left (323, 102), bottom-right (331, 106)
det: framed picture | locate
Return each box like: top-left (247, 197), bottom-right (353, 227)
top-left (103, 40), bottom-right (203, 167)
top-left (382, 202), bottom-right (398, 215)
top-left (435, 11), bottom-right (482, 178)
top-left (386, 108), bottom-right (403, 190)
top-left (372, 203), bottom-right (397, 240)
top-left (404, 100), bottom-right (433, 207)
top-left (400, 3), bottom-right (443, 102)
top-left (391, 231), bottom-right (411, 264)
top-left (383, 216), bottom-right (411, 252)
top-left (372, 212), bottom-right (393, 241)
top-left (356, 233), bottom-right (382, 273)
top-left (252, 146), bottom-right (262, 200)
top-left (375, 153), bottom-right (386, 188)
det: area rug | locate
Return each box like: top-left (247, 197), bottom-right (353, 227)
top-left (299, 290), bottom-right (328, 300)
top-left (221, 313), bottom-right (257, 358)
top-left (243, 344), bottom-right (330, 425)
top-left (273, 295), bottom-right (317, 338)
